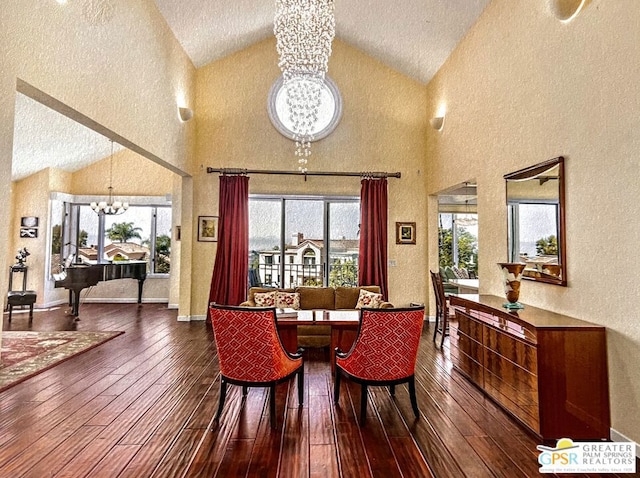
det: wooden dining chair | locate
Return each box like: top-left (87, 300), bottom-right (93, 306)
top-left (333, 306), bottom-right (425, 425)
top-left (430, 270), bottom-right (451, 348)
top-left (209, 304), bottom-right (304, 428)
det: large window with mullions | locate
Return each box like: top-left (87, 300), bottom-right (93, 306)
top-left (248, 196), bottom-right (360, 289)
top-left (51, 199), bottom-right (172, 276)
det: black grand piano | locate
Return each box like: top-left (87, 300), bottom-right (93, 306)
top-left (54, 261), bottom-right (147, 318)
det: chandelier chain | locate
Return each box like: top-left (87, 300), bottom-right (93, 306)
top-left (90, 139), bottom-right (128, 215)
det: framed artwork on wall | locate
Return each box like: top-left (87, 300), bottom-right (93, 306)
top-left (20, 228), bottom-right (38, 238)
top-left (21, 216), bottom-right (39, 228)
top-left (198, 216), bottom-right (218, 242)
top-left (396, 222), bottom-right (416, 245)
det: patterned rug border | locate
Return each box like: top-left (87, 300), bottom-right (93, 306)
top-left (0, 330), bottom-right (124, 393)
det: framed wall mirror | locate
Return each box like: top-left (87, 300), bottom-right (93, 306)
top-left (504, 156), bottom-right (566, 286)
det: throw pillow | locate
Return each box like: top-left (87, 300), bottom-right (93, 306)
top-left (355, 289), bottom-right (383, 309)
top-left (276, 291), bottom-right (300, 310)
top-left (254, 291), bottom-right (277, 307)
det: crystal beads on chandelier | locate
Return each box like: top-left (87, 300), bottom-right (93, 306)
top-left (274, 0), bottom-right (335, 172)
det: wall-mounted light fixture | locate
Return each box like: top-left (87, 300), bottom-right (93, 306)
top-left (430, 116), bottom-right (445, 131)
top-left (550, 0), bottom-right (590, 22)
top-left (178, 107), bottom-right (193, 122)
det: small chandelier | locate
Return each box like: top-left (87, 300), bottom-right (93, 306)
top-left (90, 140), bottom-right (128, 215)
top-left (274, 0), bottom-right (335, 172)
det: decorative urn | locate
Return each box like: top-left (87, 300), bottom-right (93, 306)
top-left (497, 262), bottom-right (526, 309)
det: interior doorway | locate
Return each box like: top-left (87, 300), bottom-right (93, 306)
top-left (10, 81), bottom-right (185, 309)
top-left (436, 181), bottom-right (478, 291)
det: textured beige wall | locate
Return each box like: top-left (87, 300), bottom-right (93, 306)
top-left (11, 168), bottom-right (73, 307)
top-left (71, 148), bottom-right (174, 196)
top-left (0, 0), bottom-right (195, 328)
top-left (9, 151), bottom-right (175, 308)
top-left (426, 0), bottom-right (640, 444)
top-left (10, 170), bottom-right (50, 305)
top-left (192, 38), bottom-right (428, 316)
top-left (1, 0), bottom-right (194, 174)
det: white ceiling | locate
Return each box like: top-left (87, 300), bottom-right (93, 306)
top-left (12, 0), bottom-right (491, 181)
top-left (153, 0), bottom-right (491, 83)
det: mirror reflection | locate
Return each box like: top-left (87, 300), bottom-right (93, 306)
top-left (505, 156), bottom-right (566, 286)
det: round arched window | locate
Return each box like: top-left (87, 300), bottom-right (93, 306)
top-left (267, 75), bottom-right (343, 142)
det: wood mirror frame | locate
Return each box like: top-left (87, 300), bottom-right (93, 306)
top-left (504, 156), bottom-right (566, 286)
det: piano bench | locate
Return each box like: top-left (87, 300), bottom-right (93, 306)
top-left (7, 290), bottom-right (37, 322)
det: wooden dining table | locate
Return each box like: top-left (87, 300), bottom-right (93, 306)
top-left (276, 309), bottom-right (361, 372)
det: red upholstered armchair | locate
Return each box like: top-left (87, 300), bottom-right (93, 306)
top-left (334, 306), bottom-right (425, 425)
top-left (209, 304), bottom-right (304, 428)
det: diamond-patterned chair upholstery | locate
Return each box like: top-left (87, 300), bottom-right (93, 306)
top-left (210, 304), bottom-right (304, 428)
top-left (334, 306), bottom-right (425, 425)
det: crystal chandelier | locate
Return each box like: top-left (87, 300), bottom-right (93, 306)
top-left (274, 0), bottom-right (335, 172)
top-left (90, 140), bottom-right (129, 215)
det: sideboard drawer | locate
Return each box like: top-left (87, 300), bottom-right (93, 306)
top-left (483, 348), bottom-right (538, 396)
top-left (456, 311), bottom-right (483, 342)
top-left (454, 348), bottom-right (484, 386)
top-left (484, 327), bottom-right (537, 375)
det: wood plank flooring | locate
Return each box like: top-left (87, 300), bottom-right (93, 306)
top-left (0, 303), bottom-right (636, 477)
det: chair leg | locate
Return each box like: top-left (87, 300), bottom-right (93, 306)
top-left (214, 379), bottom-right (228, 425)
top-left (333, 368), bottom-right (341, 403)
top-left (8, 305), bottom-right (12, 323)
top-left (432, 313), bottom-right (439, 342)
top-left (360, 384), bottom-right (368, 425)
top-left (269, 384), bottom-right (276, 429)
top-left (409, 377), bottom-right (420, 418)
top-left (242, 385), bottom-right (248, 397)
top-left (389, 384), bottom-right (395, 396)
top-left (29, 304), bottom-right (34, 323)
top-left (297, 367), bottom-right (304, 406)
top-left (439, 314), bottom-right (447, 348)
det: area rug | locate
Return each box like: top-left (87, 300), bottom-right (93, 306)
top-left (0, 330), bottom-right (123, 393)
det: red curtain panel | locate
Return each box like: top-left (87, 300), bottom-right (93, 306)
top-left (358, 178), bottom-right (388, 300)
top-left (209, 175), bottom-right (250, 308)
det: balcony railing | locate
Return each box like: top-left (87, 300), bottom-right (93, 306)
top-left (250, 261), bottom-right (358, 288)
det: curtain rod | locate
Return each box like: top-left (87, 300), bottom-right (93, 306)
top-left (206, 167), bottom-right (401, 179)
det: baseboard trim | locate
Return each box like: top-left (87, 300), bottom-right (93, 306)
top-left (82, 298), bottom-right (168, 304)
top-left (177, 314), bottom-right (207, 322)
top-left (610, 428), bottom-right (640, 458)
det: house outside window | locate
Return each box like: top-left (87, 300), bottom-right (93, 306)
top-left (248, 196), bottom-right (360, 288)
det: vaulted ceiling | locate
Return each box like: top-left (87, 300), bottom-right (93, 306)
top-left (12, 1), bottom-right (491, 181)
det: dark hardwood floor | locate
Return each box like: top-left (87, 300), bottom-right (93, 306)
top-left (0, 303), bottom-right (636, 477)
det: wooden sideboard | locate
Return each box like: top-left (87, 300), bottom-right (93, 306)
top-left (449, 294), bottom-right (610, 441)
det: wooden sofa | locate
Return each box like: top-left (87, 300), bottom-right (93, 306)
top-left (240, 285), bottom-right (392, 348)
